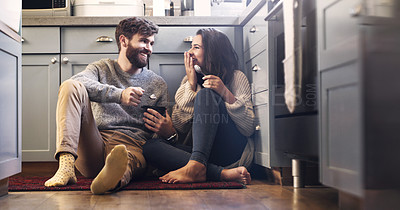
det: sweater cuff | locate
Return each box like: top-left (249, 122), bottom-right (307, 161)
top-left (225, 96), bottom-right (245, 112)
top-left (113, 88), bottom-right (124, 104)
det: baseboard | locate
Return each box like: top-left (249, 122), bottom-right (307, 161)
top-left (0, 178), bottom-right (8, 197)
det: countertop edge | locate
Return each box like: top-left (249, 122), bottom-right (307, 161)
top-left (22, 16), bottom-right (241, 27)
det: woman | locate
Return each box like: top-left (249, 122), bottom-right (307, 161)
top-left (142, 28), bottom-right (255, 184)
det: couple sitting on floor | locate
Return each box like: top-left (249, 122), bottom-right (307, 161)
top-left (44, 17), bottom-right (255, 195)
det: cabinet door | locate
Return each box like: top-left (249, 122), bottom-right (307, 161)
top-left (149, 54), bottom-right (186, 107)
top-left (22, 55), bottom-right (59, 161)
top-left (253, 104), bottom-right (270, 167)
top-left (60, 54), bottom-right (118, 82)
top-left (318, 0), bottom-right (363, 196)
top-left (0, 32), bottom-right (22, 179)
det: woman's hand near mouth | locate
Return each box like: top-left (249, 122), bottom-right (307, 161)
top-left (184, 51), bottom-right (198, 91)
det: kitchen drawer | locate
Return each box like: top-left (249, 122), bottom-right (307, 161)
top-left (154, 27), bottom-right (236, 53)
top-left (22, 27), bottom-right (60, 53)
top-left (253, 104), bottom-right (270, 167)
top-left (247, 50), bottom-right (268, 93)
top-left (243, 4), bottom-right (267, 53)
top-left (252, 89), bottom-right (268, 106)
top-left (61, 27), bottom-right (118, 53)
top-left (244, 36), bottom-right (267, 63)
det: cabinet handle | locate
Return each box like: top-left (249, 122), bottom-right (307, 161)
top-left (96, 36), bottom-right (113, 42)
top-left (349, 4), bottom-right (362, 17)
top-left (62, 57), bottom-right (69, 64)
top-left (250, 26), bottom-right (257, 33)
top-left (183, 36), bottom-right (193, 43)
top-left (50, 57), bottom-right (58, 64)
top-left (255, 125), bottom-right (261, 131)
top-left (252, 64), bottom-right (261, 71)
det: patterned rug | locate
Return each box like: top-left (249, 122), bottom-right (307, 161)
top-left (8, 176), bottom-right (245, 191)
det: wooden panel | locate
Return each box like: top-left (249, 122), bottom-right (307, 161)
top-left (0, 178), bottom-right (8, 197)
top-left (22, 27), bottom-right (60, 53)
top-left (61, 27), bottom-right (118, 53)
top-left (0, 31), bottom-right (21, 180)
top-left (248, 50), bottom-right (268, 94)
top-left (21, 55), bottom-right (59, 161)
top-left (320, 61), bottom-right (363, 197)
top-left (243, 4), bottom-right (268, 53)
top-left (317, 0), bottom-right (359, 70)
top-left (149, 54), bottom-right (186, 106)
top-left (154, 27), bottom-right (236, 53)
top-left (60, 54), bottom-right (118, 82)
top-left (253, 104), bottom-right (270, 167)
top-left (252, 90), bottom-right (268, 106)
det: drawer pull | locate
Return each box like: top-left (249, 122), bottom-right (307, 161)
top-left (252, 64), bottom-right (261, 71)
top-left (250, 26), bottom-right (257, 33)
top-left (183, 36), bottom-right (193, 43)
top-left (96, 36), bottom-right (114, 42)
top-left (21, 37), bottom-right (25, 43)
top-left (255, 125), bottom-right (261, 131)
top-left (349, 4), bottom-right (362, 17)
top-left (62, 57), bottom-right (69, 64)
top-left (50, 57), bottom-right (58, 64)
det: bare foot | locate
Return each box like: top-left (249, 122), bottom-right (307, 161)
top-left (160, 160), bottom-right (206, 184)
top-left (221, 166), bottom-right (251, 185)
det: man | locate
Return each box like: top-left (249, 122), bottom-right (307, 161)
top-left (44, 17), bottom-right (168, 194)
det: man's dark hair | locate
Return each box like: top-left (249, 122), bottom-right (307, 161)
top-left (115, 17), bottom-right (159, 52)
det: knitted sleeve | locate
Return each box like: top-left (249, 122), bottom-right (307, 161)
top-left (171, 76), bottom-right (201, 135)
top-left (225, 71), bottom-right (255, 137)
top-left (71, 61), bottom-right (122, 103)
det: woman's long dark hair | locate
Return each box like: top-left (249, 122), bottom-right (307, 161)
top-left (196, 28), bottom-right (238, 85)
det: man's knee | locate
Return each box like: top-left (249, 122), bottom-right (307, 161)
top-left (59, 79), bottom-right (87, 100)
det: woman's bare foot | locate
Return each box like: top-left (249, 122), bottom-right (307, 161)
top-left (221, 166), bottom-right (251, 185)
top-left (160, 160), bottom-right (206, 184)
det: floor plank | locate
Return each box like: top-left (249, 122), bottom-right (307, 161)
top-left (0, 179), bottom-right (338, 210)
top-left (1, 163), bottom-right (339, 209)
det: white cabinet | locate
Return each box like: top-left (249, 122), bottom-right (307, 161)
top-left (0, 22), bottom-right (22, 194)
top-left (243, 2), bottom-right (274, 168)
top-left (21, 26), bottom-right (119, 161)
top-left (318, 0), bottom-right (400, 205)
top-left (21, 54), bottom-right (59, 161)
top-left (21, 27), bottom-right (60, 161)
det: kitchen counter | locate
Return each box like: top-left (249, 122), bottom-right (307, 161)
top-left (22, 16), bottom-right (241, 27)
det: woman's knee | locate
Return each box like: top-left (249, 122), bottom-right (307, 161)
top-left (195, 88), bottom-right (222, 106)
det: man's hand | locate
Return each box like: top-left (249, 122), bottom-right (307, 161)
top-left (143, 109), bottom-right (176, 138)
top-left (121, 87), bottom-right (145, 106)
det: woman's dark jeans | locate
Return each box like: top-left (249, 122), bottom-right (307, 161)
top-left (143, 88), bottom-right (247, 181)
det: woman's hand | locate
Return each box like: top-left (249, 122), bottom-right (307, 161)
top-left (203, 75), bottom-right (237, 104)
top-left (143, 109), bottom-right (176, 138)
top-left (184, 51), bottom-right (197, 91)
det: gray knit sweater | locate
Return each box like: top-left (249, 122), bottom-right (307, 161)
top-left (71, 58), bottom-right (168, 142)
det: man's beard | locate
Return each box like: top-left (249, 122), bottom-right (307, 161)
top-left (126, 45), bottom-right (150, 68)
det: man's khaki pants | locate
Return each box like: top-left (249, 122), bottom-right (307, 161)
top-left (55, 79), bottom-right (146, 187)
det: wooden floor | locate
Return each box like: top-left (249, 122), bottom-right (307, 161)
top-left (0, 163), bottom-right (339, 209)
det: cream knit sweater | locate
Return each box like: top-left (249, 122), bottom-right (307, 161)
top-left (172, 70), bottom-right (255, 168)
